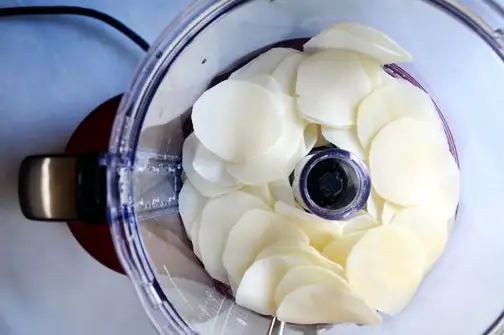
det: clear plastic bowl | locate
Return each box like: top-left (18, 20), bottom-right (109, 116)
top-left (107, 0), bottom-right (504, 334)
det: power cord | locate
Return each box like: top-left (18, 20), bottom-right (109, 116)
top-left (0, 5), bottom-right (150, 52)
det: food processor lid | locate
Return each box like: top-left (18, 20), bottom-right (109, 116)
top-left (106, 1), bottom-right (504, 334)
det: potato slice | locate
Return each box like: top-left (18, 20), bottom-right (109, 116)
top-left (271, 52), bottom-right (306, 96)
top-left (360, 56), bottom-right (387, 89)
top-left (303, 124), bottom-right (319, 154)
top-left (357, 80), bottom-right (442, 150)
top-left (191, 217), bottom-right (202, 259)
top-left (269, 178), bottom-right (296, 207)
top-left (346, 226), bottom-right (426, 314)
top-left (275, 265), bottom-right (351, 306)
top-left (226, 96), bottom-right (305, 184)
top-left (369, 118), bottom-right (451, 206)
top-left (183, 134), bottom-right (242, 197)
top-left (244, 74), bottom-right (284, 95)
top-left (223, 209), bottom-right (309, 285)
top-left (340, 211), bottom-right (379, 235)
top-left (321, 126), bottom-right (366, 161)
top-left (192, 137), bottom-right (239, 185)
top-left (323, 231), bottom-right (365, 267)
top-left (277, 284), bottom-right (382, 325)
top-left (366, 188), bottom-right (384, 221)
top-left (422, 154), bottom-right (460, 219)
top-left (390, 207), bottom-right (449, 271)
top-left (257, 244), bottom-right (345, 277)
top-left (230, 48), bottom-right (298, 79)
top-left (275, 202), bottom-right (343, 250)
top-left (241, 184), bottom-right (274, 207)
top-left (304, 22), bottom-right (411, 64)
top-left (179, 181), bottom-right (207, 239)
top-left (198, 191), bottom-right (268, 283)
top-left (296, 50), bottom-right (371, 127)
top-left (381, 201), bottom-right (403, 225)
top-left (235, 256), bottom-right (310, 316)
top-left (192, 80), bottom-right (284, 162)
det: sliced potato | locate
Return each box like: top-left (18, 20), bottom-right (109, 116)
top-left (223, 209), bottom-right (309, 285)
top-left (244, 74), bottom-right (284, 95)
top-left (275, 202), bottom-right (343, 250)
top-left (304, 22), bottom-right (411, 64)
top-left (357, 80), bottom-right (441, 150)
top-left (296, 50), bottom-right (371, 127)
top-left (369, 118), bottom-right (451, 206)
top-left (226, 96), bottom-right (305, 184)
top-left (242, 184), bottom-right (274, 207)
top-left (381, 201), bottom-right (403, 225)
top-left (346, 226), bottom-right (426, 315)
top-left (235, 256), bottom-right (310, 316)
top-left (314, 125), bottom-right (329, 148)
top-left (303, 124), bottom-right (319, 154)
top-left (192, 80), bottom-right (284, 162)
top-left (366, 188), bottom-right (384, 221)
top-left (191, 217), bottom-right (202, 259)
top-left (275, 265), bottom-right (351, 306)
top-left (277, 284), bottom-right (382, 325)
top-left (271, 52), bottom-right (306, 96)
top-left (257, 244), bottom-right (345, 277)
top-left (422, 154), bottom-right (460, 219)
top-left (198, 191), bottom-right (268, 283)
top-left (340, 211), bottom-right (380, 235)
top-left (269, 178), bottom-right (296, 207)
top-left (321, 126), bottom-right (366, 161)
top-left (192, 137), bottom-right (239, 185)
top-left (390, 206), bottom-right (449, 271)
top-left (323, 231), bottom-right (365, 267)
top-left (359, 56), bottom-right (387, 89)
top-left (183, 134), bottom-right (242, 197)
top-left (230, 48), bottom-right (298, 79)
top-left (179, 181), bottom-right (207, 239)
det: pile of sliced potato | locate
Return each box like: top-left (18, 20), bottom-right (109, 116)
top-left (177, 22), bottom-right (460, 326)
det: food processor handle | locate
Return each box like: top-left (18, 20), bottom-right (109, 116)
top-left (18, 153), bottom-right (107, 224)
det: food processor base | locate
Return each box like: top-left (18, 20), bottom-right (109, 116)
top-left (65, 95), bottom-right (124, 274)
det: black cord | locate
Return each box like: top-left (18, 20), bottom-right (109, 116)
top-left (0, 6), bottom-right (150, 52)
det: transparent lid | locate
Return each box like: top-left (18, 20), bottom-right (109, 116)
top-left (106, 0), bottom-right (504, 334)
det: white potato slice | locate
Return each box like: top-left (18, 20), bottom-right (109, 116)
top-left (339, 211), bottom-right (379, 235)
top-left (369, 118), bottom-right (451, 206)
top-left (296, 50), bottom-right (371, 127)
top-left (179, 181), bottom-right (207, 240)
top-left (304, 22), bottom-right (411, 64)
top-left (269, 178), bottom-right (296, 207)
top-left (357, 80), bottom-right (442, 150)
top-left (271, 52), bottom-right (306, 96)
top-left (321, 126), bottom-right (366, 161)
top-left (193, 138), bottom-right (239, 185)
top-left (422, 154), bottom-right (460, 219)
top-left (323, 231), bottom-right (365, 267)
top-left (198, 191), bottom-right (269, 283)
top-left (191, 217), bottom-right (202, 259)
top-left (366, 188), bottom-right (384, 221)
top-left (277, 284), bottom-right (382, 325)
top-left (244, 74), bottom-right (284, 95)
top-left (257, 244), bottom-right (345, 277)
top-left (235, 256), bottom-right (310, 316)
top-left (303, 124), bottom-right (319, 154)
top-left (390, 207), bottom-right (449, 271)
top-left (227, 96), bottom-right (305, 184)
top-left (241, 184), bottom-right (274, 207)
top-left (183, 134), bottom-right (242, 197)
top-left (230, 48), bottom-right (298, 79)
top-left (192, 80), bottom-right (284, 162)
top-left (223, 209), bottom-right (309, 285)
top-left (346, 226), bottom-right (426, 315)
top-left (275, 201), bottom-right (343, 250)
top-left (314, 125), bottom-right (329, 148)
top-left (381, 201), bottom-right (403, 225)
top-left (275, 265), bottom-right (351, 306)
top-left (359, 55), bottom-right (388, 89)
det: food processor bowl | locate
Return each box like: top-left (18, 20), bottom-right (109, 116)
top-left (106, 0), bottom-right (504, 334)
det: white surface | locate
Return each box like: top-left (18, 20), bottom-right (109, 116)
top-left (0, 1), bottom-right (189, 334)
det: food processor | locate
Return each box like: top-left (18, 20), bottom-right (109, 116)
top-left (16, 0), bottom-right (504, 334)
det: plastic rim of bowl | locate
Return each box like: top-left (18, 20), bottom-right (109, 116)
top-left (106, 1), bottom-right (504, 334)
